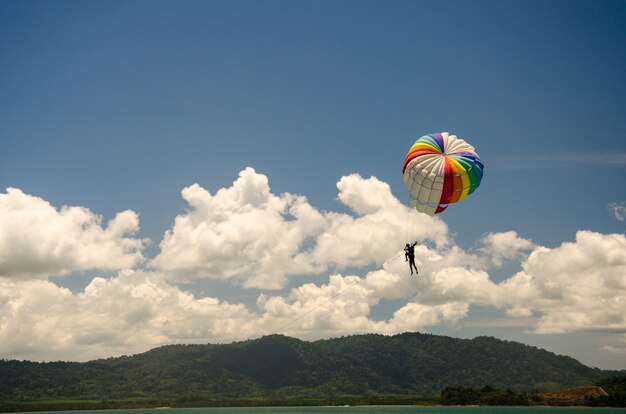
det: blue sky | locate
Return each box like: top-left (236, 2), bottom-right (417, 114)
top-left (1, 0), bottom-right (626, 370)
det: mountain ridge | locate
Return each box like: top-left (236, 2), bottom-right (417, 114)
top-left (1, 332), bottom-right (622, 401)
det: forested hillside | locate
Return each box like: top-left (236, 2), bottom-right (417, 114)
top-left (0, 332), bottom-right (620, 403)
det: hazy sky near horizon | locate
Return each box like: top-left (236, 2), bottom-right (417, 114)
top-left (1, 0), bottom-right (626, 370)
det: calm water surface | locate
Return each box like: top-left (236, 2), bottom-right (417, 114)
top-left (19, 407), bottom-right (625, 414)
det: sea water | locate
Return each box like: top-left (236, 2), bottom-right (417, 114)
top-left (12, 407), bottom-right (625, 414)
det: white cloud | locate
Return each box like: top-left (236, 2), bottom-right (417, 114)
top-left (0, 267), bottom-right (415, 360)
top-left (255, 256), bottom-right (504, 340)
top-left (152, 168), bottom-right (450, 289)
top-left (417, 267), bottom-right (501, 306)
top-left (151, 168), bottom-right (327, 289)
top-left (602, 334), bottom-right (626, 354)
top-left (502, 231), bottom-right (626, 333)
top-left (336, 173), bottom-right (399, 216)
top-left (479, 231), bottom-right (535, 267)
top-left (256, 269), bottom-right (475, 339)
top-left (602, 346), bottom-right (626, 354)
top-left (305, 174), bottom-right (450, 269)
top-left (0, 264), bottom-right (490, 361)
top-left (0, 270), bottom-right (258, 361)
top-left (608, 202), bottom-right (626, 222)
top-left (0, 188), bottom-right (146, 278)
top-left (384, 302), bottom-right (470, 333)
top-left (258, 273), bottom-right (379, 337)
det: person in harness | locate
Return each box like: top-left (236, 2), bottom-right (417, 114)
top-left (404, 242), bottom-right (418, 275)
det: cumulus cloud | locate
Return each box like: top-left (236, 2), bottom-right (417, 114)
top-left (479, 231), bottom-right (535, 267)
top-left (0, 267), bottom-right (465, 361)
top-left (608, 202), bottom-right (626, 222)
top-left (151, 168), bottom-right (327, 289)
top-left (385, 302), bottom-right (469, 333)
top-left (240, 267), bottom-right (476, 339)
top-left (152, 168), bottom-right (449, 289)
top-left (0, 188), bottom-right (146, 278)
top-left (0, 221), bottom-right (496, 361)
top-left (417, 267), bottom-right (501, 306)
top-left (502, 231), bottom-right (626, 333)
top-left (0, 270), bottom-right (258, 361)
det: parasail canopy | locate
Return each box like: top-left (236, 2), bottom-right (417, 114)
top-left (402, 132), bottom-right (484, 216)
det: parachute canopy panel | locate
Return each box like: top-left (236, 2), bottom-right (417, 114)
top-left (402, 132), bottom-right (483, 216)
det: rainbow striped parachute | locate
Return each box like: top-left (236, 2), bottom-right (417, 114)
top-left (402, 132), bottom-right (484, 216)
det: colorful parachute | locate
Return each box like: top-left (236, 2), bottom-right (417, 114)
top-left (402, 132), bottom-right (484, 216)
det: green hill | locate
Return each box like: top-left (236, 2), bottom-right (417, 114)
top-left (0, 332), bottom-right (621, 404)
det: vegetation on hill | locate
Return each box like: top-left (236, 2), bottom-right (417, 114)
top-left (0, 332), bottom-right (622, 409)
top-left (587, 375), bottom-right (626, 407)
top-left (438, 385), bottom-right (542, 405)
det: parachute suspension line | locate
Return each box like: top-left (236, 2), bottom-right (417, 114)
top-left (405, 192), bottom-right (414, 244)
top-left (382, 250), bottom-right (405, 270)
top-left (404, 193), bottom-right (409, 243)
top-left (270, 251), bottom-right (406, 336)
top-left (406, 173), bottom-right (414, 244)
top-left (270, 274), bottom-right (371, 336)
